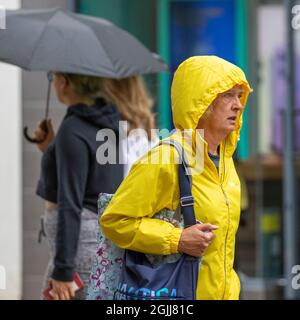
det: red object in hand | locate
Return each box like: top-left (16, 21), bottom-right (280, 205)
top-left (43, 272), bottom-right (84, 300)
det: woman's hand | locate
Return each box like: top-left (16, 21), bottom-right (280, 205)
top-left (178, 223), bottom-right (219, 257)
top-left (48, 279), bottom-right (76, 300)
top-left (33, 119), bottom-right (55, 152)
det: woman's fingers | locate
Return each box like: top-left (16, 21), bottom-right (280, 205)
top-left (201, 231), bottom-right (215, 243)
top-left (33, 129), bottom-right (46, 140)
top-left (36, 119), bottom-right (55, 136)
top-left (62, 290), bottom-right (70, 300)
top-left (33, 121), bottom-right (47, 139)
top-left (49, 279), bottom-right (75, 300)
top-left (46, 120), bottom-right (55, 140)
top-left (178, 223), bottom-right (218, 257)
top-left (196, 223), bottom-right (219, 232)
top-left (34, 119), bottom-right (55, 152)
top-left (47, 119), bottom-right (54, 131)
top-left (51, 291), bottom-right (59, 300)
top-left (55, 288), bottom-right (70, 300)
top-left (68, 285), bottom-right (76, 299)
top-left (59, 291), bottom-right (66, 300)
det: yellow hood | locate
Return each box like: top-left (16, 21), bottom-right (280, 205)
top-left (171, 56), bottom-right (251, 156)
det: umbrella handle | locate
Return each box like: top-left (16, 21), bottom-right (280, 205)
top-left (24, 74), bottom-right (52, 144)
top-left (23, 119), bottom-right (49, 144)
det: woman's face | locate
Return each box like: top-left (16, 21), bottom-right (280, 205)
top-left (199, 85), bottom-right (245, 137)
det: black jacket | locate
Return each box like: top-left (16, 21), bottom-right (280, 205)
top-left (36, 98), bottom-right (124, 281)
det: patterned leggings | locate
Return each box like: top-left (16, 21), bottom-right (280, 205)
top-left (41, 207), bottom-right (98, 300)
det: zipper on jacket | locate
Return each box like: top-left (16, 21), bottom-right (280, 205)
top-left (221, 186), bottom-right (230, 299)
top-left (206, 138), bottom-right (230, 299)
top-left (220, 139), bottom-right (230, 300)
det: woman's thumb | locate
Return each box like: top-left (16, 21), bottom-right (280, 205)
top-left (198, 223), bottom-right (219, 232)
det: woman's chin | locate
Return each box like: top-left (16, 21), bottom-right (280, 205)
top-left (223, 125), bottom-right (236, 135)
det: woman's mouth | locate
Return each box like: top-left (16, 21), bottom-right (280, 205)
top-left (227, 116), bottom-right (237, 121)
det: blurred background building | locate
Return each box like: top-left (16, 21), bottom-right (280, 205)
top-left (0, 0), bottom-right (299, 299)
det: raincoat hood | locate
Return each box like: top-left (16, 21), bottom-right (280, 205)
top-left (171, 56), bottom-right (251, 155)
top-left (66, 98), bottom-right (121, 132)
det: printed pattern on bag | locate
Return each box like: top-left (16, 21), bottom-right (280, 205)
top-left (86, 193), bottom-right (184, 300)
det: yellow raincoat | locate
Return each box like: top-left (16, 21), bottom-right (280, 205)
top-left (100, 56), bottom-right (251, 300)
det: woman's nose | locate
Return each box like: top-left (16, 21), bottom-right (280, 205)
top-left (232, 96), bottom-right (243, 110)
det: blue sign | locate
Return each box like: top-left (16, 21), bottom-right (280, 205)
top-left (171, 0), bottom-right (236, 73)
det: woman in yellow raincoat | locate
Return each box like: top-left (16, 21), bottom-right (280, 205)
top-left (100, 56), bottom-right (252, 300)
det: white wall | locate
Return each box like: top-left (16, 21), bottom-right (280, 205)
top-left (0, 0), bottom-right (22, 300)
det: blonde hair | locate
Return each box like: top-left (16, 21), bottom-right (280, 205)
top-left (57, 73), bottom-right (155, 140)
top-left (201, 103), bottom-right (214, 121)
top-left (100, 76), bottom-right (155, 140)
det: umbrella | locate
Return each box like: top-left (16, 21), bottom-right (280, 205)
top-left (0, 8), bottom-right (168, 142)
top-left (0, 8), bottom-right (167, 77)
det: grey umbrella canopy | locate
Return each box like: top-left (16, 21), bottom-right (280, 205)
top-left (0, 8), bottom-right (168, 78)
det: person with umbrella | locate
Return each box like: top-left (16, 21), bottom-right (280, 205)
top-left (0, 8), bottom-right (167, 300)
top-left (34, 73), bottom-right (157, 300)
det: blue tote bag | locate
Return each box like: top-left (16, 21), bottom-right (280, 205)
top-left (114, 140), bottom-right (200, 300)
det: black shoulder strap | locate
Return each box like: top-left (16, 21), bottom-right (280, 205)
top-left (160, 140), bottom-right (196, 228)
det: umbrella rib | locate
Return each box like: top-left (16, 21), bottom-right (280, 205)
top-left (27, 10), bottom-right (58, 70)
top-left (67, 11), bottom-right (119, 76)
top-left (81, 21), bottom-right (119, 78)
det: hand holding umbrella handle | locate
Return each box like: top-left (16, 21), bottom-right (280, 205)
top-left (23, 119), bottom-right (49, 144)
top-left (24, 74), bottom-right (52, 144)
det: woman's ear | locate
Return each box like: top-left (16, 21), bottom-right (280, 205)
top-left (59, 76), bottom-right (69, 92)
top-left (53, 75), bottom-right (69, 104)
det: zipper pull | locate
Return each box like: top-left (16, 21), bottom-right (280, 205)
top-left (223, 190), bottom-right (229, 206)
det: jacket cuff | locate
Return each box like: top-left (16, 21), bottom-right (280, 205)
top-left (170, 228), bottom-right (183, 254)
top-left (51, 266), bottom-right (74, 282)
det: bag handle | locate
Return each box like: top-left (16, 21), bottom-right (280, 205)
top-left (160, 140), bottom-right (196, 228)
